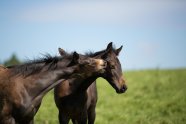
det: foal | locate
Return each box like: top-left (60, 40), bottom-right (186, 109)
top-left (54, 42), bottom-right (127, 124)
top-left (0, 52), bottom-right (106, 124)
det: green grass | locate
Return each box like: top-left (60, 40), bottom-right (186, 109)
top-left (35, 69), bottom-right (186, 124)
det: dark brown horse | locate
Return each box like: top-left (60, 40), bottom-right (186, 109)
top-left (0, 52), bottom-right (106, 124)
top-left (54, 42), bottom-right (127, 124)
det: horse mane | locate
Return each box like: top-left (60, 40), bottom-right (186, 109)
top-left (85, 46), bottom-right (117, 57)
top-left (85, 50), bottom-right (105, 57)
top-left (7, 53), bottom-right (73, 76)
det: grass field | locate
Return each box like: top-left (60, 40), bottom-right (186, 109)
top-left (35, 69), bottom-right (186, 124)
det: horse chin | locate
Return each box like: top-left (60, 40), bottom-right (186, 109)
top-left (115, 86), bottom-right (127, 94)
top-left (116, 89), bottom-right (126, 94)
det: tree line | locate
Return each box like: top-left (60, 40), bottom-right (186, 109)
top-left (0, 54), bottom-right (21, 66)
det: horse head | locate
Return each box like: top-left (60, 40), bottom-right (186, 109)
top-left (58, 49), bottom-right (107, 77)
top-left (100, 42), bottom-right (127, 94)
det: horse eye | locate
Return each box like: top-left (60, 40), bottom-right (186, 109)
top-left (110, 65), bottom-right (115, 69)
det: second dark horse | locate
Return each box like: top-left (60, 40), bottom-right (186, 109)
top-left (54, 42), bottom-right (127, 124)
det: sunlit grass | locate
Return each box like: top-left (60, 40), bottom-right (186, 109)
top-left (35, 69), bottom-right (186, 124)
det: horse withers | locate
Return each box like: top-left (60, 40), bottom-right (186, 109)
top-left (54, 42), bottom-right (127, 124)
top-left (0, 52), bottom-right (106, 124)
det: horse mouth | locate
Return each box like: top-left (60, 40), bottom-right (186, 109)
top-left (115, 85), bottom-right (127, 94)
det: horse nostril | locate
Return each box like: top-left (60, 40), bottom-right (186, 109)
top-left (122, 85), bottom-right (127, 92)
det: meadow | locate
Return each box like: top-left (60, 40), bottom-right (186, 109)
top-left (35, 69), bottom-right (186, 124)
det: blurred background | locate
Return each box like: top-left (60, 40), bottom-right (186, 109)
top-left (1, 0), bottom-right (186, 124)
top-left (1, 0), bottom-right (186, 69)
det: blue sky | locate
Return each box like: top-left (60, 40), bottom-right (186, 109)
top-left (0, 0), bottom-right (186, 70)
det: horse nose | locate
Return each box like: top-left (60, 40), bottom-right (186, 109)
top-left (121, 85), bottom-right (127, 92)
top-left (116, 84), bottom-right (127, 94)
top-left (119, 78), bottom-right (127, 93)
top-left (95, 59), bottom-right (107, 70)
top-left (97, 59), bottom-right (107, 67)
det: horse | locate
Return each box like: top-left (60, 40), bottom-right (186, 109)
top-left (0, 51), bottom-right (106, 124)
top-left (54, 42), bottom-right (127, 124)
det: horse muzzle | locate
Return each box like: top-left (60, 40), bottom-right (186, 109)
top-left (116, 85), bottom-right (127, 94)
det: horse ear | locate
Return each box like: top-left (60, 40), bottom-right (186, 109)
top-left (115, 45), bottom-right (123, 56)
top-left (67, 52), bottom-right (79, 67)
top-left (106, 42), bottom-right (113, 53)
top-left (72, 51), bottom-right (79, 64)
top-left (101, 42), bottom-right (113, 59)
top-left (58, 48), bottom-right (66, 56)
top-left (106, 42), bottom-right (113, 50)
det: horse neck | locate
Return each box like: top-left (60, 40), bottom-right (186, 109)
top-left (29, 66), bottom-right (76, 96)
top-left (75, 75), bottom-right (98, 93)
top-left (22, 65), bottom-right (76, 117)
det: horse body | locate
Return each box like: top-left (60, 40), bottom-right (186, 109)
top-left (0, 65), bottom-right (75, 123)
top-left (55, 42), bottom-right (127, 124)
top-left (0, 52), bottom-right (106, 124)
top-left (55, 77), bottom-right (98, 124)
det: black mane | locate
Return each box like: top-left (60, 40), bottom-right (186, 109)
top-left (7, 53), bottom-right (72, 76)
top-left (85, 50), bottom-right (105, 57)
top-left (85, 46), bottom-right (117, 57)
